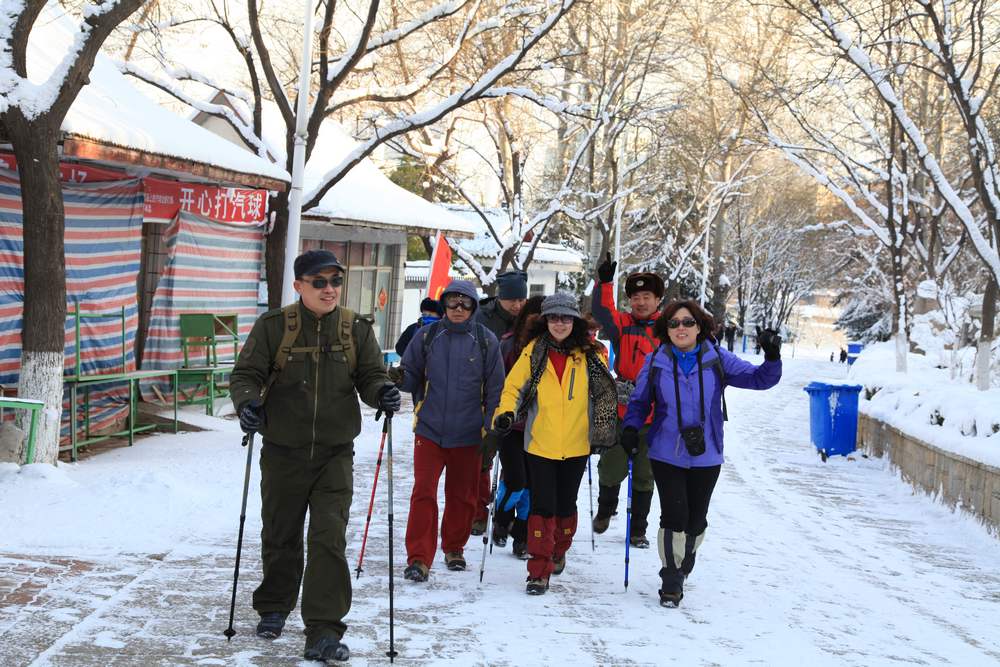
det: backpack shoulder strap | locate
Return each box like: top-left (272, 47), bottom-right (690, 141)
top-left (421, 320), bottom-right (441, 359)
top-left (261, 303), bottom-right (302, 402)
top-left (709, 341), bottom-right (728, 421)
top-left (338, 307), bottom-right (357, 376)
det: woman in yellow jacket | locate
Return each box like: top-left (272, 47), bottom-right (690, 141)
top-left (493, 293), bottom-right (618, 594)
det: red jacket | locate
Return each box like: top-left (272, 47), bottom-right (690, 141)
top-left (591, 280), bottom-right (661, 417)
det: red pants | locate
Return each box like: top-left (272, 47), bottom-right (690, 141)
top-left (405, 435), bottom-right (481, 567)
top-left (474, 466), bottom-right (492, 523)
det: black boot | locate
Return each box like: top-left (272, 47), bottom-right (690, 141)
top-left (681, 530), bottom-right (706, 578)
top-left (255, 611), bottom-right (288, 639)
top-left (592, 484), bottom-right (620, 534)
top-left (304, 635), bottom-right (350, 662)
top-left (492, 509), bottom-right (512, 547)
top-left (628, 490), bottom-right (653, 548)
top-left (510, 518), bottom-right (529, 559)
top-left (657, 528), bottom-right (685, 607)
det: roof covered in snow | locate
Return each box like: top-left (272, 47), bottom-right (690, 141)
top-left (251, 102), bottom-right (475, 236)
top-left (441, 205), bottom-right (585, 270)
top-left (26, 8), bottom-right (289, 185)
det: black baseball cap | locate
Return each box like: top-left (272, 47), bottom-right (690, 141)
top-left (294, 249), bottom-right (345, 279)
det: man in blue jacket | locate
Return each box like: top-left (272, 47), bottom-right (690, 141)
top-left (398, 279), bottom-right (505, 581)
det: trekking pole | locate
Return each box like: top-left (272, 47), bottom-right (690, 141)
top-left (355, 417), bottom-right (388, 578)
top-left (624, 457), bottom-right (633, 591)
top-left (587, 457), bottom-right (595, 551)
top-left (224, 431), bottom-right (255, 641)
top-left (384, 412), bottom-right (399, 663)
top-left (479, 448), bottom-right (501, 583)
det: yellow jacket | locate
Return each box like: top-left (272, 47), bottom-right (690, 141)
top-left (497, 339), bottom-right (604, 460)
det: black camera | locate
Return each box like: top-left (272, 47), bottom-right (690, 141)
top-left (679, 425), bottom-right (706, 456)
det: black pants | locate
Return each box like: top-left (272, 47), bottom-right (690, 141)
top-left (650, 460), bottom-right (721, 535)
top-left (526, 453), bottom-right (588, 518)
top-left (498, 430), bottom-right (528, 492)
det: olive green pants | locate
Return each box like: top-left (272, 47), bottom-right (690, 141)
top-left (253, 440), bottom-right (353, 640)
top-left (597, 423), bottom-right (654, 493)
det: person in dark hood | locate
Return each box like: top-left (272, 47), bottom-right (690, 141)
top-left (471, 269), bottom-right (528, 534)
top-left (394, 297), bottom-right (443, 357)
top-left (398, 279), bottom-right (505, 581)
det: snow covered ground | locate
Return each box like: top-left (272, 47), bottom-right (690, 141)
top-left (2, 356), bottom-right (999, 666)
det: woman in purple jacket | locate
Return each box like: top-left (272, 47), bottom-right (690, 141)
top-left (622, 300), bottom-right (782, 607)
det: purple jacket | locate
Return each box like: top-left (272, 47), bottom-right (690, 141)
top-left (400, 315), bottom-right (505, 448)
top-left (623, 342), bottom-right (781, 468)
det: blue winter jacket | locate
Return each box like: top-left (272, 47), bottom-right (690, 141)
top-left (623, 342), bottom-right (781, 467)
top-left (400, 310), bottom-right (505, 448)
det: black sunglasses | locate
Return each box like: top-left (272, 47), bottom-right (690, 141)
top-left (667, 317), bottom-right (698, 329)
top-left (306, 275), bottom-right (344, 289)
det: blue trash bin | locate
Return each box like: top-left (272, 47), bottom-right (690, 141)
top-left (803, 382), bottom-right (863, 460)
top-left (846, 342), bottom-right (864, 365)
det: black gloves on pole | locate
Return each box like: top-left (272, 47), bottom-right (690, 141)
top-left (377, 383), bottom-right (402, 414)
top-left (238, 399), bottom-right (265, 434)
top-left (596, 251), bottom-right (617, 284)
top-left (620, 426), bottom-right (640, 458)
top-left (757, 327), bottom-right (783, 361)
top-left (493, 411), bottom-right (514, 435)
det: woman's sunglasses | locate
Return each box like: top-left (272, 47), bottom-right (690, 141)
top-left (306, 276), bottom-right (344, 289)
top-left (667, 317), bottom-right (698, 329)
top-left (546, 314), bottom-right (575, 324)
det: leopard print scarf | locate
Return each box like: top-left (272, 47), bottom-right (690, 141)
top-left (517, 335), bottom-right (618, 451)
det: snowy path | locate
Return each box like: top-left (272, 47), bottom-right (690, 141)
top-left (1, 357), bottom-right (999, 666)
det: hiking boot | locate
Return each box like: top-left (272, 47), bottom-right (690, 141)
top-left (593, 513), bottom-right (612, 534)
top-left (629, 534), bottom-right (650, 549)
top-left (403, 561), bottom-right (429, 582)
top-left (658, 587), bottom-right (683, 608)
top-left (511, 540), bottom-right (528, 559)
top-left (492, 522), bottom-right (509, 548)
top-left (552, 553), bottom-right (566, 576)
top-left (470, 519), bottom-right (487, 536)
top-left (304, 635), bottom-right (350, 662)
top-left (444, 552), bottom-right (466, 571)
top-left (526, 576), bottom-right (549, 595)
top-left (255, 611), bottom-right (288, 639)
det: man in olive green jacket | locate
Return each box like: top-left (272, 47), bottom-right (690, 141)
top-left (230, 249), bottom-right (400, 663)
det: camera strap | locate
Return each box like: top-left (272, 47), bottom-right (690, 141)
top-left (672, 345), bottom-right (705, 430)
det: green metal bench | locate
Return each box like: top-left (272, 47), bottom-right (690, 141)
top-left (63, 305), bottom-right (178, 461)
top-left (0, 396), bottom-right (45, 464)
top-left (176, 365), bottom-right (233, 416)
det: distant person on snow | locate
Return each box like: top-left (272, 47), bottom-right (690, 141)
top-left (590, 252), bottom-right (664, 549)
top-left (394, 297), bottom-right (442, 357)
top-left (230, 249), bottom-right (398, 663)
top-left (472, 270), bottom-right (529, 536)
top-left (622, 299), bottom-right (781, 607)
top-left (494, 293), bottom-right (618, 594)
top-left (839, 348), bottom-right (848, 363)
top-left (397, 280), bottom-right (505, 582)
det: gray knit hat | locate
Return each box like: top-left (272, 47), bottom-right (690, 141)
top-left (541, 292), bottom-right (580, 319)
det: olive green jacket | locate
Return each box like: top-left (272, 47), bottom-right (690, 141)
top-left (230, 302), bottom-right (388, 449)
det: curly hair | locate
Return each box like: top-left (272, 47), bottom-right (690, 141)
top-left (653, 300), bottom-right (716, 346)
top-left (524, 313), bottom-right (601, 353)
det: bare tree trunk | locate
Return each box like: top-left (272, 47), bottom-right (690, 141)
top-left (8, 122), bottom-right (68, 465)
top-left (976, 277), bottom-right (997, 390)
top-left (266, 194), bottom-right (289, 309)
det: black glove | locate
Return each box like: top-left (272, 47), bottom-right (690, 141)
top-left (480, 431), bottom-right (500, 471)
top-left (620, 426), bottom-right (640, 458)
top-left (596, 251), bottom-right (617, 283)
top-left (238, 399), bottom-right (264, 434)
top-left (757, 327), bottom-right (782, 361)
top-left (387, 365), bottom-right (404, 385)
top-left (377, 383), bottom-right (402, 414)
top-left (590, 443), bottom-right (612, 455)
top-left (493, 411), bottom-right (514, 435)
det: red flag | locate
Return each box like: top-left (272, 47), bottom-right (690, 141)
top-left (426, 231), bottom-right (452, 300)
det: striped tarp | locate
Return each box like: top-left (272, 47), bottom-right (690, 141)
top-left (140, 210), bottom-right (262, 398)
top-left (0, 171), bottom-right (145, 436)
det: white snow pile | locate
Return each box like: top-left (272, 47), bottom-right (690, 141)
top-left (849, 342), bottom-right (1000, 468)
